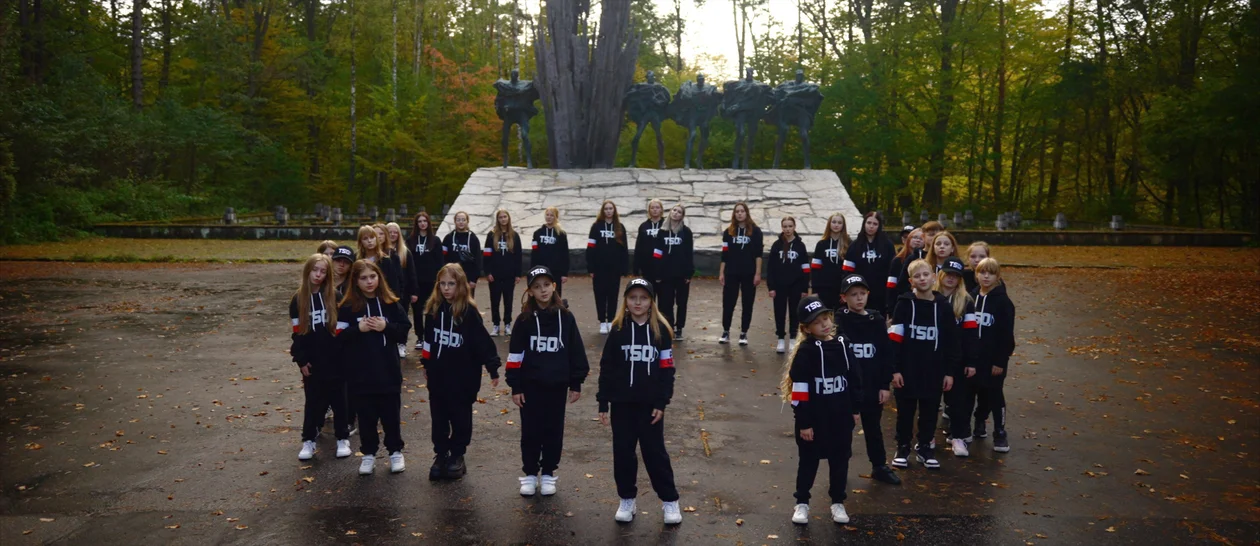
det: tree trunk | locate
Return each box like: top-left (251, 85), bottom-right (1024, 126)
top-left (1046, 0), bottom-right (1075, 210)
top-left (1095, 0), bottom-right (1117, 203)
top-left (247, 0), bottom-right (273, 100)
top-left (674, 0), bottom-right (683, 72)
top-left (349, 0), bottom-right (357, 191)
top-left (991, 0), bottom-right (1007, 207)
top-left (921, 0), bottom-right (960, 209)
top-left (160, 0), bottom-right (171, 93)
top-left (131, 0), bottom-right (144, 110)
top-left (305, 0), bottom-right (320, 188)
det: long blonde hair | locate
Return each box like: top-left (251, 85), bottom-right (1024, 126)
top-left (611, 283), bottom-right (673, 342)
top-left (386, 222), bottom-right (410, 267)
top-left (665, 204), bottom-right (687, 233)
top-left (339, 260), bottom-right (400, 311)
top-left (372, 223), bottom-right (392, 257)
top-left (725, 202), bottom-right (758, 236)
top-left (356, 225), bottom-right (384, 262)
top-left (544, 206), bottom-right (566, 235)
top-left (926, 231), bottom-right (960, 271)
top-left (489, 209), bottom-right (518, 252)
top-left (778, 313), bottom-right (835, 402)
top-left (935, 269), bottom-right (972, 320)
top-left (295, 254), bottom-right (338, 335)
top-left (424, 264), bottom-right (478, 323)
top-left (821, 212), bottom-right (852, 255)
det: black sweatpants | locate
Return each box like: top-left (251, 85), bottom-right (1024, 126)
top-left (973, 374), bottom-right (1007, 434)
top-left (302, 377), bottom-right (349, 442)
top-left (794, 421), bottom-right (854, 504)
top-left (354, 392), bottom-right (405, 456)
top-left (859, 402), bottom-right (888, 467)
top-left (489, 278), bottom-right (516, 325)
top-left (894, 392), bottom-right (941, 448)
top-left (772, 281), bottom-right (807, 338)
top-left (520, 383), bottom-right (570, 476)
top-left (657, 277), bottom-right (690, 330)
top-left (721, 273), bottom-right (756, 333)
top-left (592, 273), bottom-right (621, 322)
top-left (611, 402), bottom-right (679, 502)
top-left (948, 379), bottom-right (977, 439)
top-left (429, 384), bottom-right (474, 458)
top-left (814, 285), bottom-right (841, 315)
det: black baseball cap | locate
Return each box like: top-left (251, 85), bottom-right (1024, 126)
top-left (900, 225), bottom-right (915, 237)
top-left (526, 265), bottom-right (555, 286)
top-left (840, 274), bottom-right (869, 294)
top-left (942, 256), bottom-right (965, 276)
top-left (333, 246), bottom-right (356, 263)
top-left (624, 278), bottom-right (655, 298)
top-left (797, 295), bottom-right (832, 325)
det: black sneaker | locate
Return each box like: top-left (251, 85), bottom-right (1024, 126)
top-left (872, 464), bottom-right (902, 485)
top-left (429, 454), bottom-right (447, 481)
top-left (993, 431), bottom-right (1010, 453)
top-left (891, 445), bottom-right (910, 468)
top-left (444, 454), bottom-right (467, 479)
top-left (916, 446), bottom-right (941, 469)
top-left (738, 332), bottom-right (749, 346)
top-left (674, 327), bottom-right (684, 341)
top-left (974, 421), bottom-right (988, 439)
top-left (718, 331), bottom-right (730, 344)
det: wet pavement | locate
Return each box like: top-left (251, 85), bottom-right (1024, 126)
top-left (0, 262), bottom-right (1257, 545)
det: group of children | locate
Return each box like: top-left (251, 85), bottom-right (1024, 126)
top-left (287, 210), bottom-right (1015, 526)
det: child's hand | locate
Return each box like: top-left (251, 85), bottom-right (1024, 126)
top-left (943, 375), bottom-right (954, 392)
top-left (879, 389), bottom-right (890, 404)
top-left (410, 295), bottom-right (418, 303)
top-left (370, 317), bottom-right (387, 332)
top-left (491, 377), bottom-right (500, 388)
top-left (300, 364), bottom-right (312, 377)
top-left (799, 428), bottom-right (814, 442)
top-left (768, 290), bottom-right (777, 299)
top-left (358, 319), bottom-right (371, 332)
top-left (964, 367), bottom-right (976, 378)
top-left (488, 274), bottom-right (495, 283)
top-left (561, 276), bottom-right (568, 284)
top-left (718, 274), bottom-right (725, 287)
top-left (891, 373), bottom-right (904, 388)
top-left (753, 274), bottom-right (761, 286)
top-left (568, 391), bottom-right (582, 404)
top-left (992, 366), bottom-right (1004, 376)
top-left (854, 414), bottom-right (861, 426)
top-left (513, 393), bottom-right (526, 407)
top-left (599, 412), bottom-right (609, 426)
top-left (650, 409), bottom-right (664, 425)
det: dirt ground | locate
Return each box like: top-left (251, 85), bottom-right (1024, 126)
top-left (0, 257), bottom-right (1257, 545)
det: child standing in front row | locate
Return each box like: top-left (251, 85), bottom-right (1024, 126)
top-left (970, 258), bottom-right (1016, 453)
top-left (336, 260), bottom-right (412, 476)
top-left (887, 259), bottom-right (961, 471)
top-left (597, 278), bottom-right (682, 525)
top-left (291, 254), bottom-right (351, 461)
top-left (835, 274), bottom-right (900, 486)
top-left (420, 264), bottom-right (501, 481)
top-left (507, 266), bottom-right (590, 497)
top-left (782, 295), bottom-right (863, 525)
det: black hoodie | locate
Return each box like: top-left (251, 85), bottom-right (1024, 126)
top-left (789, 336), bottom-right (864, 446)
top-left (408, 234), bottom-right (444, 288)
top-left (721, 225), bottom-right (764, 276)
top-left (654, 224), bottom-right (694, 280)
top-left (810, 237), bottom-right (848, 291)
top-left (336, 297), bottom-right (412, 395)
top-left (443, 230), bottom-right (482, 280)
top-left (367, 255), bottom-right (405, 303)
top-left (844, 234), bottom-right (896, 311)
top-left (586, 221), bottom-right (629, 276)
top-left (530, 226), bottom-right (571, 278)
top-left (420, 301), bottom-right (501, 399)
top-left (969, 283), bottom-right (1016, 383)
top-left (887, 291), bottom-right (961, 399)
top-left (596, 319), bottom-right (676, 412)
top-left (837, 307), bottom-right (893, 406)
top-left (766, 236), bottom-right (811, 292)
top-left (886, 248), bottom-right (928, 314)
top-left (633, 219), bottom-right (665, 278)
top-left (483, 229), bottom-right (524, 280)
top-left (506, 307), bottom-right (590, 393)
top-left (289, 293), bottom-right (339, 379)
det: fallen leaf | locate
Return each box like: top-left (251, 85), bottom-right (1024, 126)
top-left (345, 530), bottom-right (357, 536)
top-left (564, 511), bottom-right (574, 517)
top-left (584, 473), bottom-right (594, 479)
top-left (39, 518), bottom-right (54, 522)
top-left (235, 525), bottom-right (248, 530)
top-left (759, 459), bottom-right (771, 465)
top-left (411, 532), bottom-right (423, 537)
top-left (258, 471), bottom-right (269, 476)
top-left (1044, 466), bottom-right (1054, 471)
top-left (1179, 474), bottom-right (1189, 480)
top-left (165, 524), bottom-right (180, 529)
top-left (25, 443), bottom-right (42, 450)
top-left (683, 506), bottom-right (697, 512)
top-left (1106, 527), bottom-right (1116, 532)
top-left (83, 462), bottom-right (97, 467)
top-left (301, 477), bottom-right (315, 483)
top-left (157, 450), bottom-right (168, 455)
top-left (735, 518), bottom-right (744, 526)
top-left (1134, 469), bottom-right (1150, 476)
top-left (768, 534), bottom-right (779, 539)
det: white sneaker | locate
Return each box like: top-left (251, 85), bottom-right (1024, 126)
top-left (298, 440), bottom-right (316, 460)
top-left (336, 439), bottom-right (352, 458)
top-left (414, 341), bottom-right (423, 350)
top-left (389, 452), bottom-right (405, 473)
top-left (491, 325), bottom-right (500, 337)
top-left (951, 438), bottom-right (970, 457)
top-left (505, 324), bottom-right (513, 335)
top-left (540, 474), bottom-right (558, 496)
top-left (359, 455), bottom-right (375, 475)
top-left (830, 503), bottom-right (849, 524)
top-left (519, 475), bottom-right (538, 496)
top-left (776, 338), bottom-right (786, 353)
top-left (397, 343), bottom-right (407, 358)
top-left (663, 500), bottom-right (682, 525)
top-left (615, 498), bottom-right (636, 522)
top-left (599, 322), bottom-right (610, 335)
top-left (791, 503), bottom-right (809, 524)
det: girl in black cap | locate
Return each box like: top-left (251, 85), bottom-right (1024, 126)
top-left (836, 273), bottom-right (900, 486)
top-left (596, 278), bottom-right (682, 525)
top-left (779, 295), bottom-right (863, 525)
top-left (935, 256), bottom-right (980, 458)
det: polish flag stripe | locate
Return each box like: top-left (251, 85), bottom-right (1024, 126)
top-left (791, 382), bottom-right (810, 401)
top-left (335, 321), bottom-right (349, 335)
top-left (888, 324), bottom-right (905, 342)
top-left (506, 352), bottom-right (524, 369)
top-left (483, 247), bottom-right (492, 256)
top-left (420, 342), bottom-right (432, 360)
top-left (659, 349), bottom-right (674, 368)
top-left (653, 249), bottom-right (664, 258)
top-left (842, 260), bottom-right (857, 271)
top-left (531, 241), bottom-right (539, 250)
top-left (442, 245), bottom-right (449, 255)
top-left (963, 313), bottom-right (979, 329)
top-left (886, 276), bottom-right (898, 288)
top-left (291, 318), bottom-right (301, 333)
top-left (810, 258), bottom-right (823, 270)
top-left (587, 238), bottom-right (597, 248)
top-left (721, 242), bottom-right (729, 252)
top-left (800, 263), bottom-right (811, 272)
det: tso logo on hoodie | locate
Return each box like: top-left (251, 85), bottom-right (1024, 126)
top-left (537, 234), bottom-right (557, 245)
top-left (599, 228), bottom-right (617, 239)
top-left (779, 249), bottom-right (801, 261)
top-left (620, 344), bottom-right (658, 362)
top-left (816, 374), bottom-right (849, 394)
top-left (414, 242), bottom-right (430, 254)
top-left (311, 309), bottom-right (327, 326)
top-left (433, 327), bottom-right (463, 348)
top-left (977, 312), bottom-right (995, 327)
top-left (531, 335), bottom-right (562, 352)
top-left (861, 249), bottom-right (879, 262)
top-left (824, 247), bottom-right (840, 259)
top-left (663, 235), bottom-right (682, 247)
top-left (850, 343), bottom-right (875, 359)
top-left (734, 234), bottom-right (751, 245)
top-left (911, 325), bottom-right (938, 341)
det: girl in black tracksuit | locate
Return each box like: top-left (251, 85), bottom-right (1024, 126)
top-left (767, 217), bottom-right (811, 349)
top-left (844, 212), bottom-right (896, 316)
top-left (969, 258), bottom-right (1016, 453)
top-left (887, 259), bottom-right (961, 470)
top-left (719, 202), bottom-right (764, 344)
top-left (508, 267), bottom-right (590, 493)
top-left (654, 205), bottom-right (694, 339)
top-left (420, 264), bottom-right (501, 480)
top-left (408, 213), bottom-right (444, 345)
top-left (587, 201), bottom-right (629, 329)
top-left (484, 210), bottom-right (524, 333)
top-left (885, 229), bottom-right (927, 315)
top-left (336, 260), bottom-right (412, 472)
top-left (810, 213), bottom-right (852, 312)
top-left (358, 225), bottom-right (405, 312)
top-left (633, 199), bottom-right (666, 285)
top-left (291, 254), bottom-right (349, 458)
top-left (597, 278), bottom-right (680, 519)
top-left (935, 257), bottom-right (981, 457)
top-left (835, 275), bottom-right (899, 485)
top-left (782, 295), bottom-right (863, 524)
top-left (530, 207), bottom-right (571, 297)
top-left (443, 211), bottom-right (482, 296)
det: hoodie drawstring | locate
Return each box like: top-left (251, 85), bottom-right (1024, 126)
top-left (932, 301), bottom-right (939, 351)
top-left (830, 238), bottom-right (838, 264)
top-left (977, 293), bottom-right (988, 339)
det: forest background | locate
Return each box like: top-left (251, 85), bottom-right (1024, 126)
top-left (2, 0), bottom-right (1256, 243)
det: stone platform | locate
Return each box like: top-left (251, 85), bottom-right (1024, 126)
top-left (436, 168), bottom-right (862, 253)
